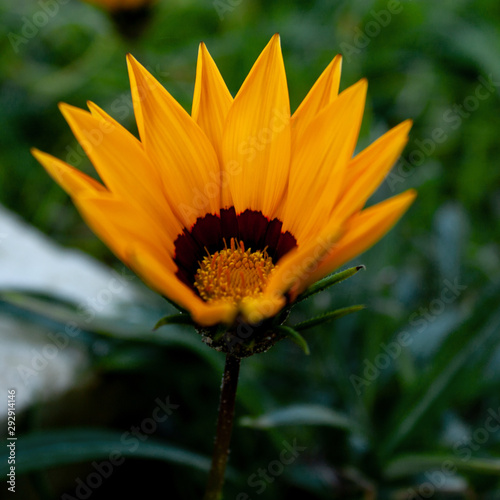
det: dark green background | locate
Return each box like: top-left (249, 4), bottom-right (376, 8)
top-left (1, 0), bottom-right (500, 498)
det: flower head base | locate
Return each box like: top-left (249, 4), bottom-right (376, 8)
top-left (32, 35), bottom-right (416, 354)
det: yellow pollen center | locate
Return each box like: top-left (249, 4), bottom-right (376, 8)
top-left (194, 239), bottom-right (276, 305)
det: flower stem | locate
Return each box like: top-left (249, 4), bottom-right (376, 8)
top-left (203, 354), bottom-right (241, 500)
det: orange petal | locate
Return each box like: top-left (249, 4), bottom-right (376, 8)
top-left (334, 120), bottom-right (412, 221)
top-left (131, 251), bottom-right (238, 327)
top-left (86, 100), bottom-right (142, 151)
top-left (291, 54), bottom-right (342, 146)
top-left (192, 44), bottom-right (233, 160)
top-left (74, 193), bottom-right (177, 265)
top-left (296, 189), bottom-right (417, 295)
top-left (240, 294), bottom-right (286, 325)
top-left (221, 34), bottom-right (291, 218)
top-left (58, 103), bottom-right (170, 224)
top-left (31, 149), bottom-right (106, 197)
top-left (192, 42), bottom-right (234, 208)
top-left (264, 222), bottom-right (344, 298)
top-left (127, 55), bottom-right (221, 227)
top-left (284, 79), bottom-right (367, 242)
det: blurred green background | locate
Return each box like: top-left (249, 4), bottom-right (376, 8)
top-left (1, 0), bottom-right (500, 498)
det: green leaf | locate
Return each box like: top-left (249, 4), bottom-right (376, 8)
top-left (162, 295), bottom-right (189, 314)
top-left (380, 287), bottom-right (500, 458)
top-left (153, 313), bottom-right (194, 330)
top-left (240, 404), bottom-right (361, 434)
top-left (385, 453), bottom-right (500, 479)
top-left (293, 305), bottom-right (365, 331)
top-left (0, 428), bottom-right (237, 478)
top-left (276, 325), bottom-right (310, 354)
top-left (297, 265), bottom-right (365, 302)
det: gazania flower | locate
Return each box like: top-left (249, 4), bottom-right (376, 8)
top-left (32, 35), bottom-right (415, 344)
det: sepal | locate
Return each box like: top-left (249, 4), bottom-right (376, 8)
top-left (293, 305), bottom-right (365, 331)
top-left (276, 325), bottom-right (310, 355)
top-left (297, 265), bottom-right (365, 303)
top-left (154, 313), bottom-right (194, 331)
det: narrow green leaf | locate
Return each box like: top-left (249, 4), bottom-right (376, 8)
top-left (0, 428), bottom-right (239, 479)
top-left (153, 313), bottom-right (194, 331)
top-left (385, 453), bottom-right (500, 479)
top-left (381, 289), bottom-right (500, 458)
top-left (162, 295), bottom-right (189, 314)
top-left (276, 325), bottom-right (310, 354)
top-left (294, 305), bottom-right (365, 331)
top-left (240, 404), bottom-right (361, 434)
top-left (297, 265), bottom-right (365, 302)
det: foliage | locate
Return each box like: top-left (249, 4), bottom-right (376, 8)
top-left (1, 0), bottom-right (500, 498)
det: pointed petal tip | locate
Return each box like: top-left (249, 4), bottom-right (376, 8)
top-left (341, 77), bottom-right (368, 102)
top-left (57, 101), bottom-right (70, 113)
top-left (332, 53), bottom-right (343, 71)
top-left (405, 188), bottom-right (418, 202)
top-left (31, 148), bottom-right (57, 165)
top-left (86, 100), bottom-right (101, 115)
top-left (358, 77), bottom-right (368, 91)
top-left (58, 101), bottom-right (83, 120)
top-left (198, 41), bottom-right (212, 61)
top-left (269, 33), bottom-right (282, 50)
top-left (395, 118), bottom-right (413, 136)
top-left (126, 53), bottom-right (141, 73)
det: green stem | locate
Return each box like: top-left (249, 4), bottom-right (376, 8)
top-left (203, 354), bottom-right (241, 500)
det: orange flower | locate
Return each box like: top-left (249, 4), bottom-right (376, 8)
top-left (32, 35), bottom-right (415, 329)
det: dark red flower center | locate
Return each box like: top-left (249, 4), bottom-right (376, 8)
top-left (174, 207), bottom-right (297, 296)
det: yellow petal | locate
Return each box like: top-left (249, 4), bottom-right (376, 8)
top-left (291, 54), bottom-right (342, 146)
top-left (192, 43), bottom-right (233, 166)
top-left (74, 194), bottom-right (235, 326)
top-left (222, 34), bottom-right (291, 217)
top-left (131, 251), bottom-right (238, 327)
top-left (296, 189), bottom-right (417, 295)
top-left (31, 149), bottom-right (106, 197)
top-left (284, 79), bottom-right (367, 242)
top-left (86, 101), bottom-right (142, 151)
top-left (58, 103), bottom-right (170, 225)
top-left (74, 193), bottom-right (177, 265)
top-left (127, 54), bottom-right (221, 227)
top-left (264, 222), bottom-right (344, 298)
top-left (334, 120), bottom-right (412, 221)
top-left (240, 294), bottom-right (286, 325)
